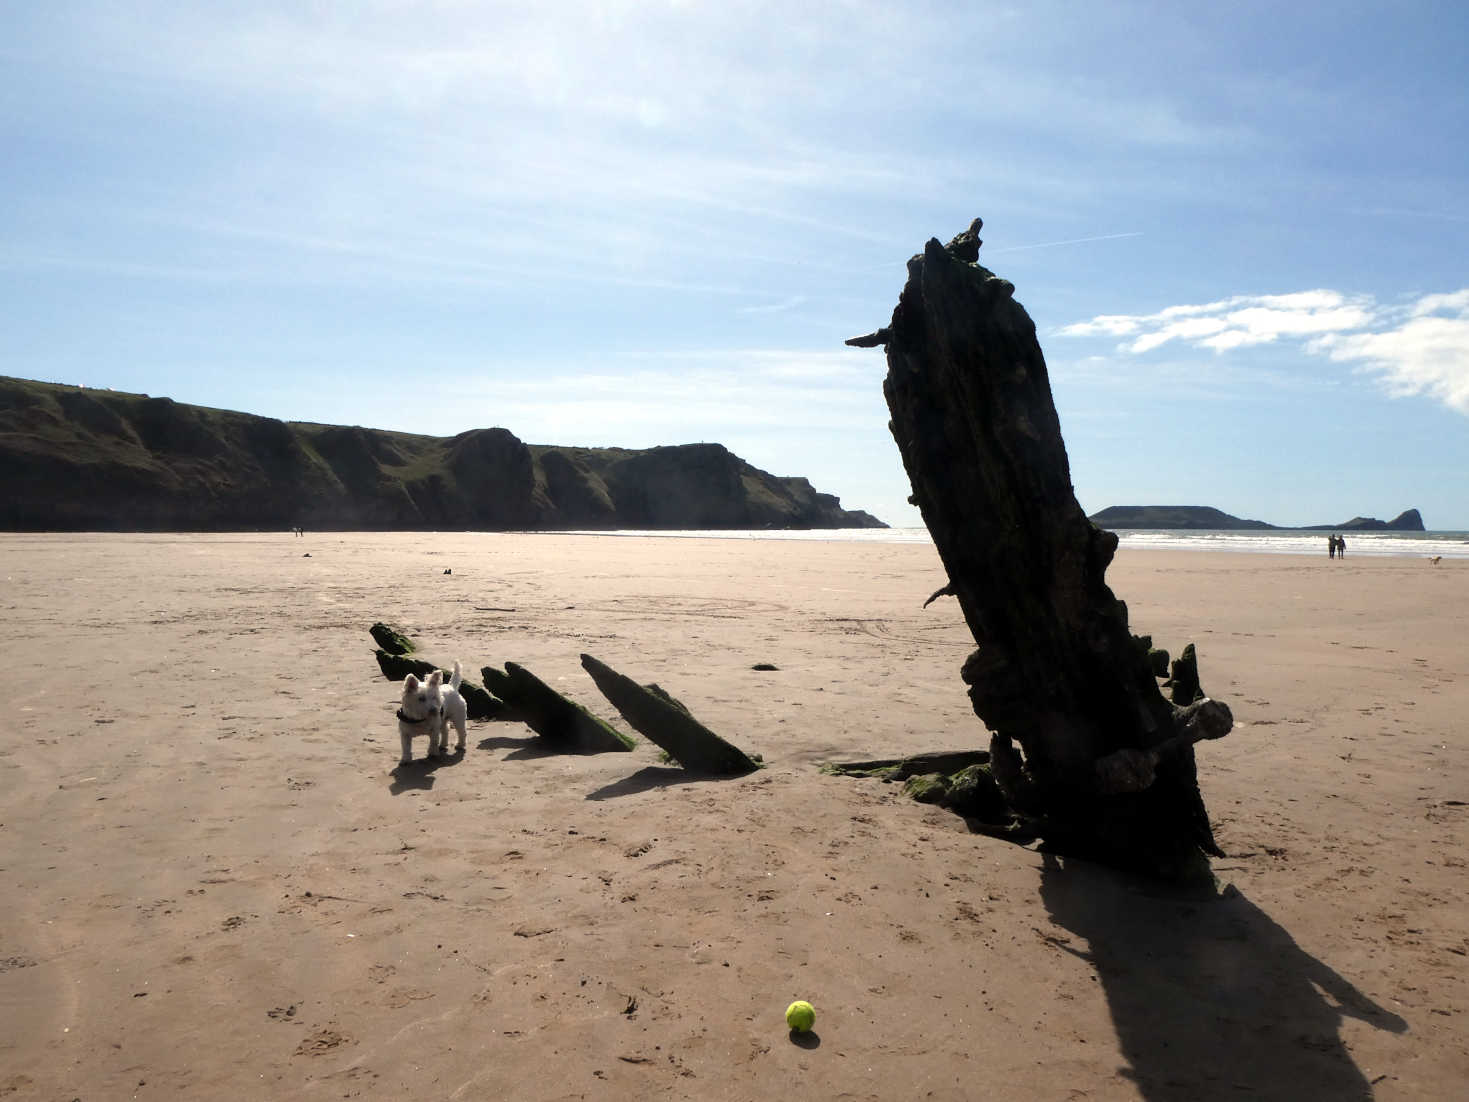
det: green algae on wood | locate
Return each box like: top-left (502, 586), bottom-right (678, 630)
top-left (945, 762), bottom-right (1008, 821)
top-left (369, 622), bottom-right (416, 656)
top-left (829, 751), bottom-right (1009, 824)
top-left (903, 773), bottom-right (950, 804)
top-left (371, 649), bottom-right (507, 720)
top-left (373, 649), bottom-right (437, 682)
top-left (579, 653), bottom-right (760, 774)
top-left (821, 749), bottom-right (990, 782)
top-left (480, 661), bottom-right (635, 753)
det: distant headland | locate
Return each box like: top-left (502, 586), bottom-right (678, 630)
top-left (0, 375), bottom-right (886, 532)
top-left (1089, 505), bottom-right (1426, 532)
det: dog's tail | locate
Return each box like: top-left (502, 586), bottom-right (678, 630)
top-left (449, 660), bottom-right (462, 692)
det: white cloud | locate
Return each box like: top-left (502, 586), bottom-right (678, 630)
top-left (1058, 315), bottom-right (1144, 338)
top-left (1218, 301), bottom-right (1376, 341)
top-left (1412, 290), bottom-right (1469, 317)
top-left (1129, 316), bottom-right (1228, 353)
top-left (1062, 288), bottom-right (1469, 415)
top-left (1311, 295), bottom-right (1469, 414)
top-left (1065, 289), bottom-right (1377, 354)
top-left (1197, 329), bottom-right (1258, 352)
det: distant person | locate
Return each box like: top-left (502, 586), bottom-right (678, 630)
top-left (1337, 535), bottom-right (1346, 558)
top-left (1328, 535), bottom-right (1336, 559)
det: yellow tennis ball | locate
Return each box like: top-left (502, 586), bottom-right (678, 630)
top-left (785, 1000), bottom-right (815, 1032)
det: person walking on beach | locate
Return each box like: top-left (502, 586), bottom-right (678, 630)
top-left (1328, 535), bottom-right (1336, 559)
top-left (1337, 535), bottom-right (1346, 558)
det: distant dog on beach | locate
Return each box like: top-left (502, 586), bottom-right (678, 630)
top-left (1429, 556), bottom-right (1442, 565)
top-left (396, 661), bottom-right (468, 764)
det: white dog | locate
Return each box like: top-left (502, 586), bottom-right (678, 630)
top-left (396, 661), bottom-right (468, 764)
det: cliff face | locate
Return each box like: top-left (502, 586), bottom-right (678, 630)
top-left (1306, 509), bottom-right (1425, 532)
top-left (530, 443), bottom-right (882, 530)
top-left (0, 376), bottom-right (885, 531)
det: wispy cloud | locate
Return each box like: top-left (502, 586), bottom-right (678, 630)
top-left (42, 2), bottom-right (1258, 228)
top-left (736, 297), bottom-right (808, 316)
top-left (1350, 205), bottom-right (1469, 225)
top-left (1060, 289), bottom-right (1469, 415)
top-left (427, 346), bottom-right (883, 442)
top-left (989, 232), bottom-right (1144, 255)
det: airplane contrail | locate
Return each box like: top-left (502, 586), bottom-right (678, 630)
top-left (989, 231), bottom-right (1144, 254)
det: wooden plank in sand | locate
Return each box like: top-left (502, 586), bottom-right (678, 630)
top-left (480, 661), bottom-right (636, 753)
top-left (579, 653), bottom-right (760, 774)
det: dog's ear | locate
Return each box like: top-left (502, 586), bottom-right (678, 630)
top-left (427, 670), bottom-right (443, 686)
top-left (404, 674), bottom-right (420, 691)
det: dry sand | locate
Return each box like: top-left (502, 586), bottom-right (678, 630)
top-left (2, 532), bottom-right (1466, 1101)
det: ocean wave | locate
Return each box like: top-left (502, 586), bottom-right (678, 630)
top-left (560, 527), bottom-right (1469, 559)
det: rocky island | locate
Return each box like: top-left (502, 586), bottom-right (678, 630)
top-left (0, 375), bottom-right (885, 531)
top-left (1090, 504), bottom-right (1425, 531)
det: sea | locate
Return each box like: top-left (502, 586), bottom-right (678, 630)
top-left (567, 527), bottom-right (1469, 559)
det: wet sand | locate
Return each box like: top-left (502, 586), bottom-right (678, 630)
top-left (2, 532), bottom-right (1466, 1100)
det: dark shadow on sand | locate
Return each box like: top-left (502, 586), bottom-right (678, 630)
top-left (478, 733), bottom-right (641, 762)
top-left (788, 1029), bottom-right (821, 1050)
top-left (387, 747), bottom-right (465, 795)
top-left (584, 765), bottom-right (732, 801)
top-left (477, 733), bottom-right (560, 760)
top-left (1039, 854), bottom-right (1406, 1101)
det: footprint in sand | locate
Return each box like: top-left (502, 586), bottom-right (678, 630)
top-left (294, 1028), bottom-right (352, 1056)
top-left (385, 987), bottom-right (436, 1008)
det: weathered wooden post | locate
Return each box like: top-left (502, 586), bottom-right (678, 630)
top-left (848, 219), bottom-right (1231, 881)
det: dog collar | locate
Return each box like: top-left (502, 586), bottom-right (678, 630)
top-left (396, 706), bottom-right (443, 725)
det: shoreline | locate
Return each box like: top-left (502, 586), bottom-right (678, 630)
top-left (4, 525), bottom-right (1468, 559)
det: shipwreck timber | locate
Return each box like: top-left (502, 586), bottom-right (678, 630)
top-left (847, 218), bottom-right (1232, 881)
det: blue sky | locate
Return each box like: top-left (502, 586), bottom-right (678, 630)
top-left (3, 1), bottom-right (1466, 528)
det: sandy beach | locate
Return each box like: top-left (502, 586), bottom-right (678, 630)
top-left (2, 531), bottom-right (1466, 1101)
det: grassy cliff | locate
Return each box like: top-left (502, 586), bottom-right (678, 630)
top-left (0, 376), bottom-right (885, 531)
